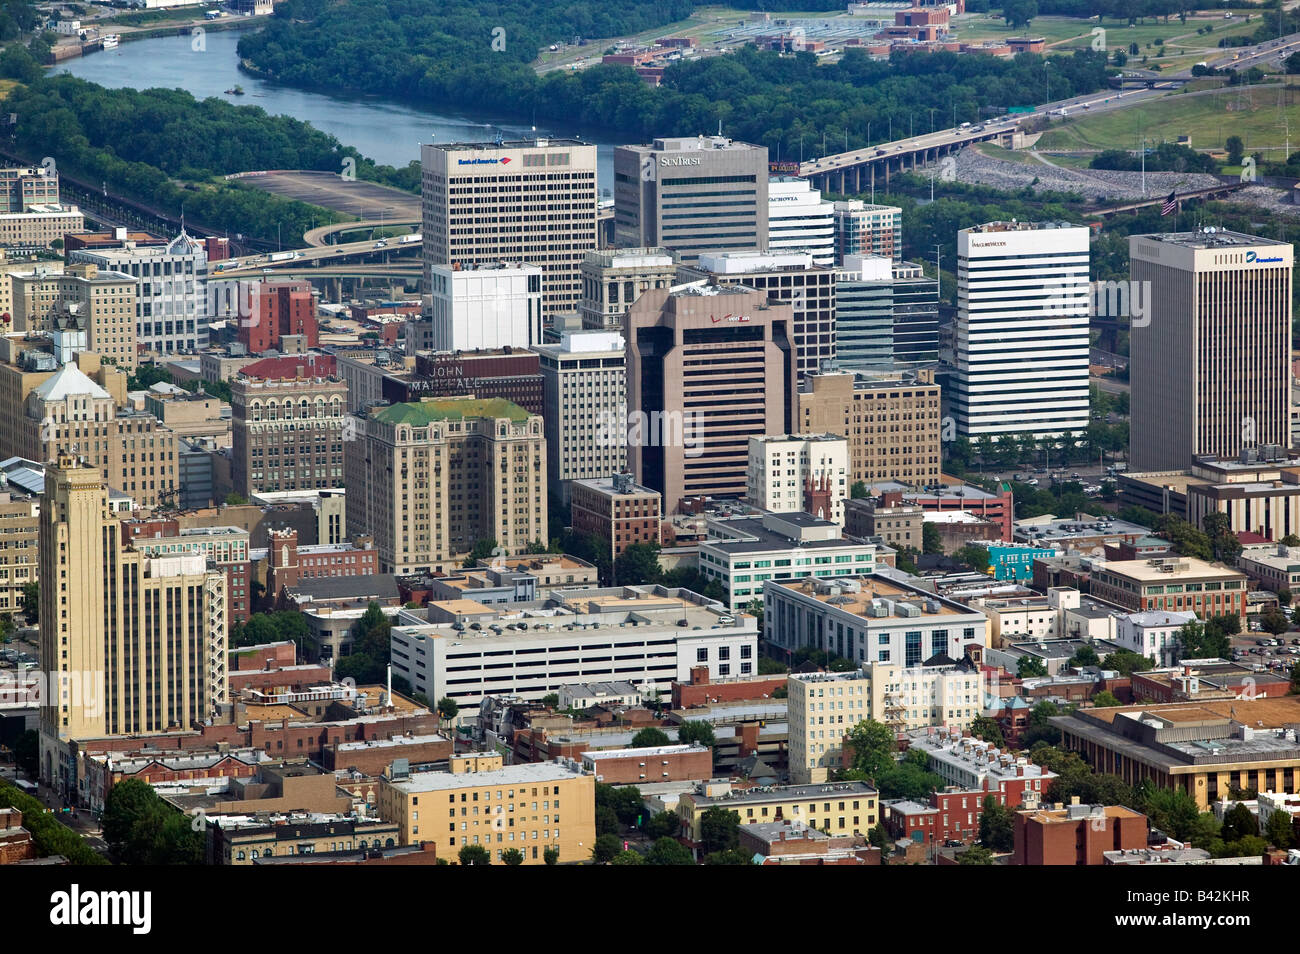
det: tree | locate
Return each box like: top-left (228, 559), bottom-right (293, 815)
top-left (1265, 808), bottom-right (1294, 849)
top-left (614, 542), bottom-right (663, 585)
top-left (978, 795), bottom-right (1015, 852)
top-left (850, 481), bottom-right (869, 499)
top-left (868, 822), bottom-right (890, 849)
top-left (102, 778), bottom-right (200, 865)
top-left (595, 806), bottom-right (619, 837)
top-left (698, 806), bottom-right (741, 855)
top-left (462, 538), bottom-right (498, 568)
top-left (757, 656), bottom-right (787, 675)
top-left (1220, 802), bottom-right (1257, 843)
top-left (458, 844), bottom-right (491, 865)
top-left (969, 716), bottom-right (1004, 747)
top-left (1260, 608), bottom-right (1291, 637)
top-left (543, 845), bottom-right (560, 865)
top-left (645, 836), bottom-right (695, 865)
top-left (1280, 588), bottom-right (1294, 608)
top-left (1068, 644), bottom-right (1100, 669)
top-left (954, 544), bottom-right (990, 573)
top-left (501, 848), bottom-right (524, 865)
top-left (704, 848), bottom-right (753, 865)
top-left (541, 693), bottom-right (559, 709)
top-left (845, 719), bottom-right (896, 778)
top-left (958, 845), bottom-right (995, 864)
top-left (1225, 134), bottom-right (1245, 165)
top-left (1176, 621), bottom-right (1230, 662)
top-left (1002, 0), bottom-right (1038, 31)
top-left (20, 581), bottom-right (38, 623)
top-left (875, 761), bottom-right (944, 800)
top-left (922, 522), bottom-right (943, 555)
top-left (631, 727), bottom-right (670, 748)
top-left (1291, 662), bottom-right (1300, 696)
top-left (1092, 690), bottom-right (1121, 708)
top-left (592, 833), bottom-right (622, 863)
top-left (1021, 700), bottom-right (1061, 748)
top-left (1102, 650), bottom-right (1154, 677)
top-left (14, 729), bottom-right (38, 778)
top-left (596, 783), bottom-right (644, 826)
top-left (611, 849), bottom-right (645, 864)
top-left (643, 809), bottom-right (679, 840)
top-left (436, 696), bottom-right (459, 723)
top-left (1017, 656), bottom-right (1048, 679)
top-left (224, 492), bottom-right (249, 506)
top-left (677, 720), bottom-right (716, 749)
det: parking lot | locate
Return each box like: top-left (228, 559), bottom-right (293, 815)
top-left (1228, 630), bottom-right (1300, 677)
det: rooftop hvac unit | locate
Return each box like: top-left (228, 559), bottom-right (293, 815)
top-left (895, 602), bottom-right (921, 618)
top-left (867, 600), bottom-right (889, 618)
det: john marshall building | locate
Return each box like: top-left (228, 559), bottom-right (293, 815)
top-left (382, 349), bottom-right (544, 416)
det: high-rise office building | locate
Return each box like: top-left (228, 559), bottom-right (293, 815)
top-left (625, 284), bottom-right (793, 513)
top-left (420, 139), bottom-right (597, 317)
top-left (533, 329), bottom-right (627, 505)
top-left (746, 433), bottom-right (850, 524)
top-left (231, 361), bottom-right (348, 496)
top-left (0, 166), bottom-right (59, 212)
top-left (796, 369), bottom-right (942, 487)
top-left (38, 455), bottom-right (227, 796)
top-left (833, 201), bottom-right (902, 264)
top-left (613, 136), bottom-right (768, 265)
top-left (835, 255), bottom-right (939, 371)
top-left (578, 248), bottom-right (677, 331)
top-left (67, 231), bottom-right (209, 354)
top-left (426, 262), bottom-right (543, 352)
top-left (767, 177), bottom-right (835, 265)
top-left (1129, 230), bottom-right (1292, 472)
top-left (11, 263), bottom-right (138, 370)
top-left (344, 397), bottom-right (547, 574)
top-left (681, 250), bottom-right (836, 385)
top-left (952, 222), bottom-right (1090, 440)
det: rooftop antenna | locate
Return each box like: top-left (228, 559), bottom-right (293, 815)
top-left (717, 119), bottom-right (723, 137)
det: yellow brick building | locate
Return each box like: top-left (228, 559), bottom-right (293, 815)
top-left (676, 780), bottom-right (878, 848)
top-left (378, 756), bottom-right (595, 864)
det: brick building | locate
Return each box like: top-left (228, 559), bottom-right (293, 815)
top-left (570, 473), bottom-right (662, 564)
top-left (265, 528), bottom-right (379, 600)
top-left (580, 744), bottom-right (713, 784)
top-left (236, 279), bottom-right (318, 354)
top-left (671, 665), bottom-right (787, 709)
top-left (389, 349), bottom-right (544, 416)
top-left (1013, 800), bottom-right (1147, 865)
top-left (231, 359), bottom-right (348, 496)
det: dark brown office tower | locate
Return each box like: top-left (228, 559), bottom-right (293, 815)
top-left (625, 284), bottom-right (793, 514)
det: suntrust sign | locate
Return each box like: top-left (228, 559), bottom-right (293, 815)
top-left (660, 156), bottom-right (701, 166)
top-left (457, 157), bottom-right (512, 165)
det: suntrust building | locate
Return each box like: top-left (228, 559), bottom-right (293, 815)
top-left (613, 136), bottom-right (768, 265)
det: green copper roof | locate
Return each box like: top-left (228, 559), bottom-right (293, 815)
top-left (372, 397), bottom-right (531, 425)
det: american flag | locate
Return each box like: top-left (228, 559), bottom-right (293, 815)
top-left (1161, 190), bottom-right (1177, 216)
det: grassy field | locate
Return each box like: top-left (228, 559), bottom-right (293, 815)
top-left (1036, 85), bottom-right (1300, 157)
top-left (976, 142), bottom-right (1039, 164)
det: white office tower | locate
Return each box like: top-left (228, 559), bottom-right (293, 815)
top-left (767, 177), bottom-right (835, 265)
top-left (746, 434), bottom-right (849, 525)
top-left (533, 329), bottom-right (628, 505)
top-left (427, 262), bottom-right (543, 352)
top-left (952, 221), bottom-right (1091, 440)
top-left (67, 230), bottom-right (208, 353)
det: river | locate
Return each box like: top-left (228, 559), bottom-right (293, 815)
top-left (53, 28), bottom-right (620, 194)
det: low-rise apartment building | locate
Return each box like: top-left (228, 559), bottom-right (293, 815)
top-left (377, 757), bottom-right (595, 864)
top-left (676, 779), bottom-right (878, 851)
top-left (788, 657), bottom-right (984, 783)
top-left (580, 744), bottom-right (713, 785)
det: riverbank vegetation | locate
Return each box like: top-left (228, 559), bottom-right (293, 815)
top-left (238, 0), bottom-right (1112, 154)
top-left (0, 43), bottom-right (417, 243)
